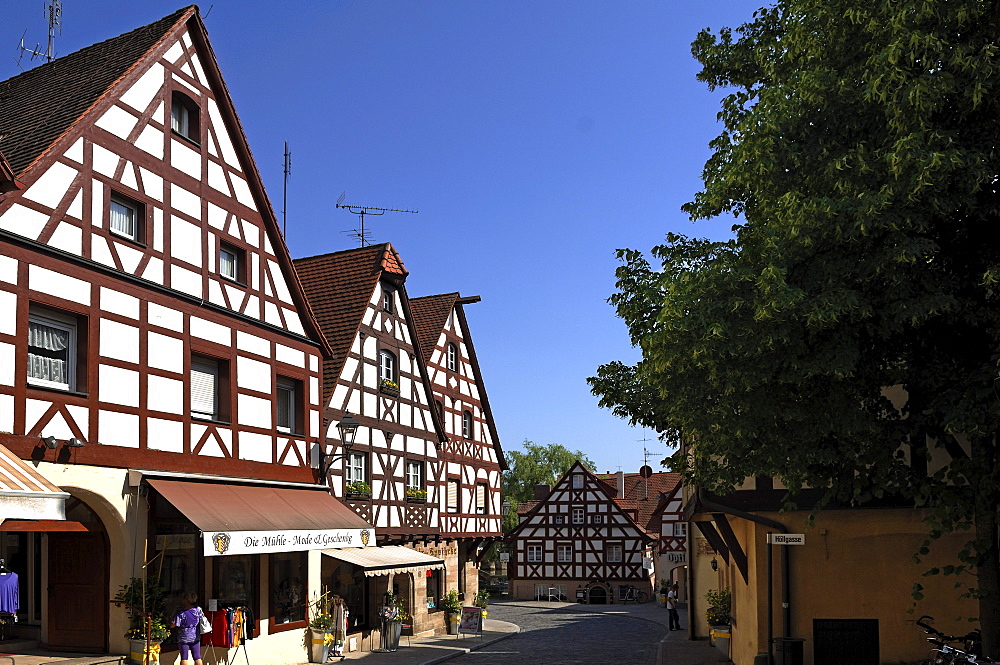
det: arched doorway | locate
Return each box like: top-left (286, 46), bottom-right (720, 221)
top-left (587, 586), bottom-right (608, 604)
top-left (47, 496), bottom-right (109, 651)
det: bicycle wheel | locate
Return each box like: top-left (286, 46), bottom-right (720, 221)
top-left (636, 591), bottom-right (648, 603)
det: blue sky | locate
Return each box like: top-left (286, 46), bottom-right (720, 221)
top-left (1, 1), bottom-right (757, 475)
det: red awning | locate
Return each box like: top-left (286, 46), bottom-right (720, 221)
top-left (0, 520), bottom-right (88, 532)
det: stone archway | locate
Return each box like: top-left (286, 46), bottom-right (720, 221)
top-left (588, 586), bottom-right (608, 604)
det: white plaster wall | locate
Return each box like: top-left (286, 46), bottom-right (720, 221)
top-left (148, 331), bottom-right (184, 372)
top-left (236, 356), bottom-right (271, 392)
top-left (99, 319), bottom-right (140, 364)
top-left (147, 375), bottom-right (184, 414)
top-left (99, 366), bottom-right (140, 407)
top-left (29, 265), bottom-right (91, 305)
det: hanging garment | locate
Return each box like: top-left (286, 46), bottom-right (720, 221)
top-left (330, 603), bottom-right (348, 656)
top-left (202, 609), bottom-right (231, 647)
top-left (0, 573), bottom-right (19, 614)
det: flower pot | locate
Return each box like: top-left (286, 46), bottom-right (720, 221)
top-left (308, 629), bottom-right (333, 663)
top-left (710, 625), bottom-right (731, 658)
top-left (446, 612), bottom-right (460, 635)
top-left (128, 639), bottom-right (162, 665)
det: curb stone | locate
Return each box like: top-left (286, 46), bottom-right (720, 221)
top-left (417, 623), bottom-right (522, 665)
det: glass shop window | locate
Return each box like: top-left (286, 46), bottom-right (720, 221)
top-left (426, 569), bottom-right (441, 611)
top-left (270, 552), bottom-right (306, 626)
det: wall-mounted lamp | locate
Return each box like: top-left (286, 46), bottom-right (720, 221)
top-left (318, 412), bottom-right (360, 477)
top-left (711, 557), bottom-right (718, 571)
top-left (66, 438), bottom-right (86, 447)
top-left (42, 436), bottom-right (58, 449)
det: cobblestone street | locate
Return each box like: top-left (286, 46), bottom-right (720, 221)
top-left (450, 602), bottom-right (667, 665)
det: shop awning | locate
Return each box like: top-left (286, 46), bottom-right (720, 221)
top-left (322, 545), bottom-right (445, 577)
top-left (147, 479), bottom-right (375, 557)
top-left (0, 444), bottom-right (70, 522)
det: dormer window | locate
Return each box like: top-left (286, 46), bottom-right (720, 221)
top-left (171, 91), bottom-right (200, 144)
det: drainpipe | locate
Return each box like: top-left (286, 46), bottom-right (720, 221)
top-left (698, 489), bottom-right (790, 662)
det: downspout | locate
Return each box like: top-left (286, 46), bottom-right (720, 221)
top-left (698, 489), bottom-right (791, 660)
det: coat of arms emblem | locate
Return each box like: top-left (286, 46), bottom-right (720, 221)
top-left (212, 532), bottom-right (231, 554)
top-left (360, 530), bottom-right (370, 546)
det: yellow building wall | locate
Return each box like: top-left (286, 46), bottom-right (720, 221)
top-left (697, 507), bottom-right (976, 665)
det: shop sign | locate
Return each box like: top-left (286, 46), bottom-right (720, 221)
top-left (204, 527), bottom-right (374, 556)
top-left (666, 552), bottom-right (687, 563)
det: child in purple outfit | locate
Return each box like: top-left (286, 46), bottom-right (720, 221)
top-left (171, 592), bottom-right (204, 665)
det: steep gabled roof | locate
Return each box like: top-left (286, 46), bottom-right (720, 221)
top-left (596, 471), bottom-right (681, 534)
top-left (409, 293), bottom-right (459, 363)
top-left (294, 243), bottom-right (408, 397)
top-left (0, 6), bottom-right (194, 177)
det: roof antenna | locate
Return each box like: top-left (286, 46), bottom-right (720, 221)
top-left (336, 193), bottom-right (418, 247)
top-left (18, 0), bottom-right (61, 65)
top-left (281, 141), bottom-right (291, 238)
top-left (638, 433), bottom-right (654, 500)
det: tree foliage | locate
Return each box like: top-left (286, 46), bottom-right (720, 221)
top-left (501, 440), bottom-right (596, 532)
top-left (589, 0), bottom-right (1000, 651)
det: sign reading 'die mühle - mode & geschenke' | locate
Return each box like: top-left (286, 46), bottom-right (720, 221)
top-left (767, 533), bottom-right (805, 545)
top-left (205, 528), bottom-right (374, 556)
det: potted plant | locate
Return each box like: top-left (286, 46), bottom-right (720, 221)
top-left (705, 587), bottom-right (731, 657)
top-left (114, 577), bottom-right (168, 665)
top-left (405, 487), bottom-right (427, 502)
top-left (307, 591), bottom-right (336, 663)
top-left (345, 481), bottom-right (371, 499)
top-left (441, 590), bottom-right (462, 635)
top-left (473, 589), bottom-right (490, 619)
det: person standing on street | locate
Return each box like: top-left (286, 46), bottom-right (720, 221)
top-left (667, 583), bottom-right (681, 631)
top-left (172, 592), bottom-right (206, 665)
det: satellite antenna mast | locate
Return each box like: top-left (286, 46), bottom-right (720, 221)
top-left (638, 433), bottom-right (654, 500)
top-left (281, 142), bottom-right (291, 238)
top-left (18, 0), bottom-right (62, 65)
top-left (336, 193), bottom-right (418, 247)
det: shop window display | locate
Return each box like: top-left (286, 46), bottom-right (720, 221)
top-left (270, 552), bottom-right (306, 626)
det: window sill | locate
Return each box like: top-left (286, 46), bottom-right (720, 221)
top-left (220, 274), bottom-right (247, 287)
top-left (191, 415), bottom-right (232, 426)
top-left (26, 383), bottom-right (88, 399)
top-left (171, 128), bottom-right (202, 149)
top-left (109, 229), bottom-right (148, 249)
top-left (268, 619), bottom-right (306, 634)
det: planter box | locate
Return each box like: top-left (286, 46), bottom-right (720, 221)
top-left (379, 385), bottom-right (399, 396)
top-left (346, 493), bottom-right (371, 501)
top-left (308, 629), bottom-right (332, 663)
top-left (405, 497), bottom-right (427, 504)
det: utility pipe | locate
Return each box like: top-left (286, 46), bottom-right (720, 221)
top-left (698, 489), bottom-right (791, 663)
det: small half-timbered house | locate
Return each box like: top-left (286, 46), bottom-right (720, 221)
top-left (410, 293), bottom-right (507, 591)
top-left (651, 482), bottom-right (687, 596)
top-left (0, 7), bottom-right (372, 663)
top-left (507, 462), bottom-right (671, 603)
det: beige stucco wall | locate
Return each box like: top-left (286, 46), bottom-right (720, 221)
top-left (693, 507), bottom-right (976, 665)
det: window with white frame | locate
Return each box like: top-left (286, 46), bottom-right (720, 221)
top-left (190, 356), bottom-right (221, 420)
top-left (557, 545), bottom-right (573, 562)
top-left (378, 350), bottom-right (396, 384)
top-left (219, 244), bottom-right (243, 282)
top-left (382, 289), bottom-right (394, 313)
top-left (676, 522), bottom-right (688, 537)
top-left (446, 478), bottom-right (460, 513)
top-left (553, 515), bottom-right (564, 525)
top-left (27, 308), bottom-right (79, 391)
top-left (526, 546), bottom-right (543, 563)
top-left (406, 460), bottom-right (423, 490)
top-left (110, 194), bottom-right (141, 241)
top-left (345, 452), bottom-right (367, 485)
top-left (171, 91), bottom-right (200, 143)
top-left (475, 483), bottom-right (487, 514)
top-left (572, 474), bottom-right (583, 489)
top-left (462, 410), bottom-right (474, 439)
top-left (592, 514), bottom-right (603, 524)
top-left (446, 343), bottom-right (457, 372)
top-left (607, 544), bottom-right (623, 563)
top-left (276, 377), bottom-right (297, 433)
top-left (572, 508), bottom-right (585, 524)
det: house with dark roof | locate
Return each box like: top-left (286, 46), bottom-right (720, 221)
top-left (0, 7), bottom-right (374, 662)
top-left (507, 462), bottom-right (679, 603)
top-left (294, 245), bottom-right (506, 636)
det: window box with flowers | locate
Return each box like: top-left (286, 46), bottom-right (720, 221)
top-left (345, 481), bottom-right (371, 500)
top-left (405, 487), bottom-right (427, 503)
top-left (379, 379), bottom-right (399, 396)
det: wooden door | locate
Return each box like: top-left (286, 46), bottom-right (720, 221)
top-left (47, 532), bottom-right (108, 651)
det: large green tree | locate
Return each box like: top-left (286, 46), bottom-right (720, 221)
top-left (502, 440), bottom-right (596, 532)
top-left (589, 0), bottom-right (1000, 651)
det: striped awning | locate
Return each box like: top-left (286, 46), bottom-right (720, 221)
top-left (0, 444), bottom-right (70, 521)
top-left (321, 545), bottom-right (445, 577)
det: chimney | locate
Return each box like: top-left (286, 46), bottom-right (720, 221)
top-left (616, 471), bottom-right (625, 499)
top-left (533, 484), bottom-right (551, 500)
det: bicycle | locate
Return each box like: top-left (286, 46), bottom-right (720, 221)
top-left (619, 585), bottom-right (648, 604)
top-left (916, 615), bottom-right (991, 664)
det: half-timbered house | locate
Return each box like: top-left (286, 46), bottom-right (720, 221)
top-left (295, 245), bottom-right (458, 635)
top-left (409, 293), bottom-right (506, 593)
top-left (507, 462), bottom-right (674, 603)
top-left (650, 482), bottom-right (687, 598)
top-left (0, 7), bottom-right (372, 663)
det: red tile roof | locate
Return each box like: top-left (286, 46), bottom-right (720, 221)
top-left (409, 293), bottom-right (459, 363)
top-left (293, 243), bottom-right (404, 397)
top-left (0, 6), bottom-right (194, 176)
top-left (597, 471), bottom-right (681, 534)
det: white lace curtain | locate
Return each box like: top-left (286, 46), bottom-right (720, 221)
top-left (28, 321), bottom-right (69, 384)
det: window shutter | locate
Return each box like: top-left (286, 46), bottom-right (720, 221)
top-left (448, 479), bottom-right (459, 511)
top-left (476, 484), bottom-right (486, 513)
top-left (190, 359), bottom-right (218, 419)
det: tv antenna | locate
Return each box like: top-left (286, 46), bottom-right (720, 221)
top-left (18, 0), bottom-right (62, 66)
top-left (281, 141), bottom-right (291, 238)
top-left (336, 192), bottom-right (417, 247)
